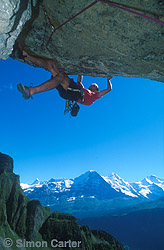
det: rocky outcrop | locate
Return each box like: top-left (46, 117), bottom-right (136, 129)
top-left (0, 0), bottom-right (164, 82)
top-left (11, 0), bottom-right (164, 83)
top-left (40, 212), bottom-right (124, 249)
top-left (0, 154), bottom-right (51, 249)
top-left (0, 153), bottom-right (124, 250)
top-left (0, 153), bottom-right (13, 174)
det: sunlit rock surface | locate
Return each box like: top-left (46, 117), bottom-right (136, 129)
top-left (0, 0), bottom-right (37, 59)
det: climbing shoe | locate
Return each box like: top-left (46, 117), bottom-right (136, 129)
top-left (17, 84), bottom-right (32, 99)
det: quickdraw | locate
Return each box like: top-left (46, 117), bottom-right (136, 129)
top-left (64, 100), bottom-right (80, 117)
top-left (64, 100), bottom-right (74, 115)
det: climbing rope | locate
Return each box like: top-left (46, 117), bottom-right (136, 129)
top-left (42, 6), bottom-right (66, 74)
top-left (43, 0), bottom-right (99, 57)
top-left (100, 0), bottom-right (164, 26)
top-left (43, 0), bottom-right (164, 54)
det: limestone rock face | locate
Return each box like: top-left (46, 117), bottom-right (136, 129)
top-left (11, 0), bottom-right (164, 83)
top-left (0, 0), bottom-right (38, 59)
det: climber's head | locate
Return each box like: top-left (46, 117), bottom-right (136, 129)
top-left (88, 83), bottom-right (99, 92)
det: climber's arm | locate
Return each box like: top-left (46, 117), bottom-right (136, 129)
top-left (77, 75), bottom-right (84, 88)
top-left (98, 76), bottom-right (113, 97)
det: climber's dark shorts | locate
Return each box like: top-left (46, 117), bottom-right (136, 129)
top-left (56, 78), bottom-right (82, 101)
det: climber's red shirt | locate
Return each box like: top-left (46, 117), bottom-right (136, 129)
top-left (76, 87), bottom-right (101, 106)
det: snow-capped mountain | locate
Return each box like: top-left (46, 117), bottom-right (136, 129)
top-left (102, 173), bottom-right (164, 199)
top-left (130, 175), bottom-right (164, 199)
top-left (102, 173), bottom-right (139, 198)
top-left (71, 170), bottom-right (122, 199)
top-left (21, 171), bottom-right (123, 203)
top-left (21, 171), bottom-right (164, 200)
top-left (21, 171), bottom-right (164, 217)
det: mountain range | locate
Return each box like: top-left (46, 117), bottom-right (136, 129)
top-left (0, 153), bottom-right (124, 250)
top-left (103, 173), bottom-right (164, 200)
top-left (21, 171), bottom-right (164, 217)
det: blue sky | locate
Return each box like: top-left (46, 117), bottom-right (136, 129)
top-left (0, 58), bottom-right (163, 184)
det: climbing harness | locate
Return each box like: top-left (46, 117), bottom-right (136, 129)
top-left (67, 86), bottom-right (84, 104)
top-left (64, 82), bottom-right (84, 117)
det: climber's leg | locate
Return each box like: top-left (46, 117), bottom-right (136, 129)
top-left (29, 73), bottom-right (70, 95)
top-left (17, 73), bottom-right (70, 99)
top-left (23, 50), bottom-right (59, 77)
top-left (47, 60), bottom-right (60, 77)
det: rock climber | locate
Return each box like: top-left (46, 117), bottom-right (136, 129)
top-left (17, 51), bottom-right (113, 105)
